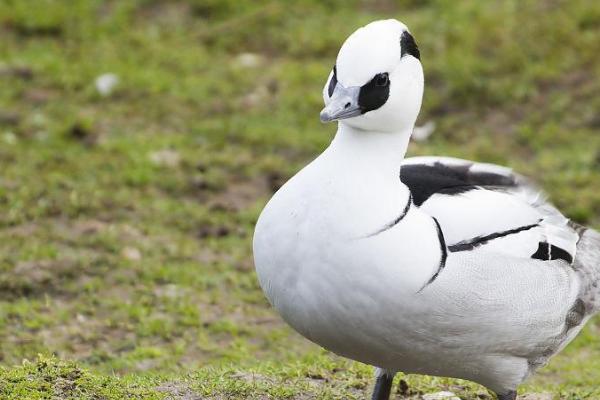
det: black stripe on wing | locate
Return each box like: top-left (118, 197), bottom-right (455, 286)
top-left (447, 223), bottom-right (574, 264)
top-left (418, 217), bottom-right (447, 292)
top-left (531, 242), bottom-right (573, 264)
top-left (448, 223), bottom-right (540, 252)
top-left (400, 162), bottom-right (517, 206)
top-left (366, 193), bottom-right (412, 237)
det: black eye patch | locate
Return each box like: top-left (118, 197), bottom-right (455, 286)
top-left (400, 30), bottom-right (420, 60)
top-left (327, 65), bottom-right (337, 97)
top-left (358, 72), bottom-right (390, 113)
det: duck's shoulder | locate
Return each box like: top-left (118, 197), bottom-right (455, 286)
top-left (400, 156), bottom-right (526, 206)
top-left (401, 156), bottom-right (580, 264)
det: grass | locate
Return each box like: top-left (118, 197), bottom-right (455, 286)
top-left (0, 0), bottom-right (599, 398)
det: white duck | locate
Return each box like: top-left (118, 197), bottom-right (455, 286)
top-left (253, 19), bottom-right (600, 400)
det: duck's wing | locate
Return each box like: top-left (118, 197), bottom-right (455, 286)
top-left (400, 156), bottom-right (579, 263)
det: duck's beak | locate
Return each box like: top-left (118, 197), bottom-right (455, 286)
top-left (320, 84), bottom-right (362, 123)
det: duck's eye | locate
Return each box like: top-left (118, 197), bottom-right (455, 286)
top-left (358, 71), bottom-right (391, 113)
top-left (375, 73), bottom-right (389, 87)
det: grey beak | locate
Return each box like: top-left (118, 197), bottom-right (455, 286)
top-left (320, 84), bottom-right (362, 123)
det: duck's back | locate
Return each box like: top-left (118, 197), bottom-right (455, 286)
top-left (400, 156), bottom-right (600, 360)
top-left (401, 156), bottom-right (580, 263)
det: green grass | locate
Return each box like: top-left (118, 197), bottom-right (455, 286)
top-left (0, 0), bottom-right (599, 398)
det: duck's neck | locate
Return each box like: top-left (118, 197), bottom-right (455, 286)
top-left (329, 123), bottom-right (412, 183)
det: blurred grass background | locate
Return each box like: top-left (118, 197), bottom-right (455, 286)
top-left (1, 0), bottom-right (600, 398)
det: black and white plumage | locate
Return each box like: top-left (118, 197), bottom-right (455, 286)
top-left (253, 19), bottom-right (600, 400)
top-left (401, 156), bottom-right (579, 266)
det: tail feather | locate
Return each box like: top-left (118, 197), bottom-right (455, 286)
top-left (573, 227), bottom-right (600, 313)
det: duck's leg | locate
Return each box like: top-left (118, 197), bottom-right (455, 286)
top-left (496, 390), bottom-right (517, 400)
top-left (371, 368), bottom-right (395, 400)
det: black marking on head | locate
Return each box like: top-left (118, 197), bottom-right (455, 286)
top-left (328, 65), bottom-right (337, 97)
top-left (418, 217), bottom-right (447, 292)
top-left (531, 242), bottom-right (573, 264)
top-left (358, 72), bottom-right (390, 113)
top-left (448, 223), bottom-right (540, 252)
top-left (401, 162), bottom-right (517, 206)
top-left (366, 193), bottom-right (412, 237)
top-left (400, 31), bottom-right (420, 60)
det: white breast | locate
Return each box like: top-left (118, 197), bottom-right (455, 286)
top-left (253, 148), bottom-right (442, 363)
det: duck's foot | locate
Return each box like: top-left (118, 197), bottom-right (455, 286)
top-left (371, 369), bottom-right (395, 400)
top-left (496, 390), bottom-right (517, 400)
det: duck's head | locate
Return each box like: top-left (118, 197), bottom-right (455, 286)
top-left (320, 19), bottom-right (423, 133)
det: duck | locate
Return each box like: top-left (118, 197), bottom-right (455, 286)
top-left (252, 19), bottom-right (600, 400)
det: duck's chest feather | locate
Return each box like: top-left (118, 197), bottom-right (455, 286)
top-left (253, 151), bottom-right (443, 359)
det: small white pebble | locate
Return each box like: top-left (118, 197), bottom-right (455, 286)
top-left (95, 73), bottom-right (119, 96)
top-left (423, 391), bottom-right (461, 400)
top-left (149, 149), bottom-right (180, 168)
top-left (235, 52), bottom-right (263, 68)
top-left (412, 121), bottom-right (436, 142)
top-left (31, 112), bottom-right (47, 127)
top-left (121, 246), bottom-right (142, 261)
top-left (2, 131), bottom-right (17, 144)
top-left (154, 284), bottom-right (180, 299)
top-left (241, 86), bottom-right (269, 109)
